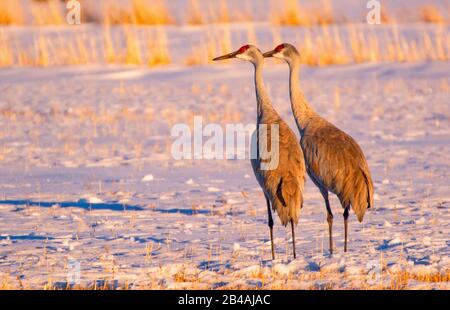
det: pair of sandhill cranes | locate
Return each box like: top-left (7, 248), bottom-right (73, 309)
top-left (213, 44), bottom-right (374, 259)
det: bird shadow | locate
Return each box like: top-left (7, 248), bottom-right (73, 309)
top-left (0, 199), bottom-right (143, 211)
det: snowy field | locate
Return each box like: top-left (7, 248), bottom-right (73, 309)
top-left (0, 60), bottom-right (449, 289)
top-left (0, 0), bottom-right (449, 290)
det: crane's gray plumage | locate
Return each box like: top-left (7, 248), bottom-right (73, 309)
top-left (264, 43), bottom-right (374, 254)
top-left (213, 45), bottom-right (306, 259)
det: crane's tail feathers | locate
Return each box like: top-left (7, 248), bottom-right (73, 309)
top-left (351, 168), bottom-right (374, 223)
top-left (361, 167), bottom-right (374, 210)
top-left (272, 176), bottom-right (303, 226)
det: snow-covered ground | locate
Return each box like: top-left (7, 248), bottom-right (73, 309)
top-left (0, 58), bottom-right (448, 289)
top-left (1, 0), bottom-right (449, 288)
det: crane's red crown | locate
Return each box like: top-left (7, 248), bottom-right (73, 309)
top-left (238, 45), bottom-right (250, 53)
top-left (274, 44), bottom-right (285, 52)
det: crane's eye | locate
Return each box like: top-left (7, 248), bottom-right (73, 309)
top-left (275, 44), bottom-right (285, 52)
top-left (238, 45), bottom-right (250, 53)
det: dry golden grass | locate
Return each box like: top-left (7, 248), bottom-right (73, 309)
top-left (185, 22), bottom-right (261, 66)
top-left (0, 25), bottom-right (171, 67)
top-left (420, 5), bottom-right (446, 24)
top-left (0, 0), bottom-right (85, 26)
top-left (380, 5), bottom-right (395, 24)
top-left (0, 1), bottom-right (448, 67)
top-left (186, 0), bottom-right (252, 25)
top-left (0, 0), bottom-right (448, 26)
top-left (270, 0), bottom-right (310, 26)
top-left (130, 0), bottom-right (173, 25)
top-left (208, 0), bottom-right (231, 24)
top-left (291, 25), bottom-right (450, 66)
top-left (104, 0), bottom-right (174, 25)
top-left (271, 0), bottom-right (336, 26)
top-left (348, 25), bottom-right (445, 65)
top-left (34, 35), bottom-right (50, 66)
top-left (0, 30), bottom-right (14, 66)
top-left (1, 267), bottom-right (446, 290)
top-left (103, 22), bottom-right (116, 63)
top-left (31, 0), bottom-right (65, 26)
top-left (147, 27), bottom-right (171, 66)
top-left (124, 26), bottom-right (143, 65)
top-left (0, 0), bottom-right (24, 25)
top-left (187, 0), bottom-right (205, 25)
top-left (1, 23), bottom-right (448, 68)
top-left (387, 270), bottom-right (450, 290)
top-left (185, 25), bottom-right (232, 66)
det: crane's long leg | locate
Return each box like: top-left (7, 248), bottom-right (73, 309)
top-left (343, 206), bottom-right (350, 252)
top-left (290, 219), bottom-right (296, 259)
top-left (266, 196), bottom-right (275, 260)
top-left (320, 190), bottom-right (333, 255)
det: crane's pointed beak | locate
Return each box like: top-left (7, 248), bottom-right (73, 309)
top-left (212, 50), bottom-right (239, 61)
top-left (263, 50), bottom-right (277, 58)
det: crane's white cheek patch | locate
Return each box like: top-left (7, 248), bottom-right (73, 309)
top-left (236, 54), bottom-right (252, 61)
top-left (273, 52), bottom-right (284, 59)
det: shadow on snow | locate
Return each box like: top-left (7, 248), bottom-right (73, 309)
top-left (0, 199), bottom-right (143, 211)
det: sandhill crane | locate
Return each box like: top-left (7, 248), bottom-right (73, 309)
top-left (264, 43), bottom-right (374, 254)
top-left (213, 45), bottom-right (306, 259)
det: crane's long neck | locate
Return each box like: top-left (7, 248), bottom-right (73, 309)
top-left (254, 61), bottom-right (276, 123)
top-left (289, 61), bottom-right (314, 132)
